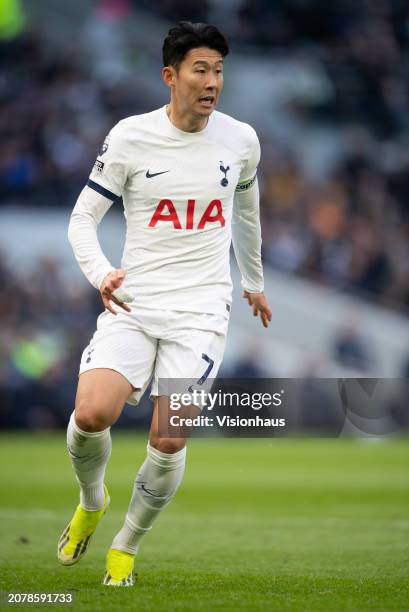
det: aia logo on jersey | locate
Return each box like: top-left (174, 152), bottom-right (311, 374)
top-left (148, 199), bottom-right (225, 230)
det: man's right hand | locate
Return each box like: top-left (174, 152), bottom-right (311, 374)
top-left (99, 269), bottom-right (132, 315)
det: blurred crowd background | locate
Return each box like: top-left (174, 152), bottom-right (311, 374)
top-left (1, 0), bottom-right (409, 430)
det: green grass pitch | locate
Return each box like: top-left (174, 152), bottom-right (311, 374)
top-left (0, 434), bottom-right (408, 611)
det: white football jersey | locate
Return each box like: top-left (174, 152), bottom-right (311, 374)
top-left (86, 105), bottom-right (260, 317)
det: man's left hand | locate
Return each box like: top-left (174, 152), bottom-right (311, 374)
top-left (243, 291), bottom-right (272, 328)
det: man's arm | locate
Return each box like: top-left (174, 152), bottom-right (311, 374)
top-left (232, 180), bottom-right (272, 328)
top-left (68, 187), bottom-right (130, 315)
top-left (68, 122), bottom-right (133, 315)
top-left (232, 127), bottom-right (272, 328)
top-left (232, 177), bottom-right (263, 293)
top-left (68, 185), bottom-right (115, 290)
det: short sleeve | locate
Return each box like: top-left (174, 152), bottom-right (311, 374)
top-left (87, 123), bottom-right (128, 202)
top-left (236, 126), bottom-right (260, 193)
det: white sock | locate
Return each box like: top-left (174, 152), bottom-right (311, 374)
top-left (111, 443), bottom-right (186, 555)
top-left (66, 411), bottom-right (112, 510)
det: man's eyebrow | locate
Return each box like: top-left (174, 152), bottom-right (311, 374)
top-left (192, 59), bottom-right (224, 65)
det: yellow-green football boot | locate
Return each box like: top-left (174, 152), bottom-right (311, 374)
top-left (58, 485), bottom-right (110, 566)
top-left (103, 548), bottom-right (136, 587)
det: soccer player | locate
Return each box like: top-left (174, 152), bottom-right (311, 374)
top-left (58, 21), bottom-right (272, 586)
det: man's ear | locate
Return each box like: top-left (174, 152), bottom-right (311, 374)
top-left (162, 66), bottom-right (176, 87)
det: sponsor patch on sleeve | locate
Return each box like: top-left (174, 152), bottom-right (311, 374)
top-left (94, 159), bottom-right (105, 173)
top-left (235, 174), bottom-right (257, 192)
top-left (99, 134), bottom-right (110, 156)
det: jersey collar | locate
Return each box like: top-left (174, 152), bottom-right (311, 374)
top-left (159, 105), bottom-right (214, 140)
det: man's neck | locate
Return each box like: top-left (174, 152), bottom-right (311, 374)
top-left (166, 104), bottom-right (208, 133)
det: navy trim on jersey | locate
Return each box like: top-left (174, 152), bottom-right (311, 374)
top-left (87, 179), bottom-right (120, 202)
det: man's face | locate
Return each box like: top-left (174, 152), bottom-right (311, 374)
top-left (167, 47), bottom-right (224, 118)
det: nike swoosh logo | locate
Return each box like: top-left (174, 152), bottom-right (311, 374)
top-left (140, 483), bottom-right (168, 499)
top-left (146, 169), bottom-right (170, 178)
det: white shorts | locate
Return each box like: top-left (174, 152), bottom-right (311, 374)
top-left (79, 306), bottom-right (228, 405)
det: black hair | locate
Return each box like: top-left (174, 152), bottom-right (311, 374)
top-left (162, 21), bottom-right (229, 69)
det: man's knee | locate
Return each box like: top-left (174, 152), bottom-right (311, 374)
top-left (74, 398), bottom-right (113, 432)
top-left (149, 435), bottom-right (186, 454)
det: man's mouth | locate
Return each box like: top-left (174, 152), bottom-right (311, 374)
top-left (198, 96), bottom-right (215, 106)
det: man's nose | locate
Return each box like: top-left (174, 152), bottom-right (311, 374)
top-left (205, 72), bottom-right (218, 89)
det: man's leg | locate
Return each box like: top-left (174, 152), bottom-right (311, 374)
top-left (68, 368), bottom-right (132, 508)
top-left (58, 368), bottom-right (133, 565)
top-left (104, 397), bottom-right (186, 585)
top-left (104, 311), bottom-right (226, 586)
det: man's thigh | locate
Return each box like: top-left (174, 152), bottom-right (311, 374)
top-left (79, 311), bottom-right (158, 405)
top-left (75, 368), bottom-right (135, 429)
